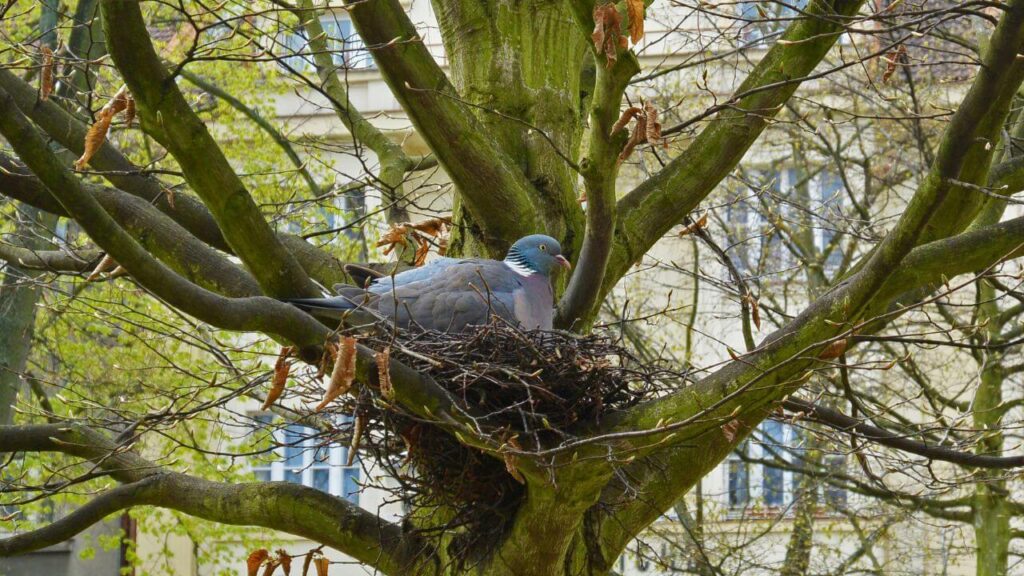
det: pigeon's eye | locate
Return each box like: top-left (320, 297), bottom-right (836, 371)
top-left (539, 244), bottom-right (547, 252)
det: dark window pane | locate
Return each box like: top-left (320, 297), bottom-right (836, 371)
top-left (253, 469), bottom-right (272, 483)
top-left (764, 466), bottom-right (784, 506)
top-left (343, 467), bottom-right (360, 504)
top-left (284, 425), bottom-right (306, 469)
top-left (728, 460), bottom-right (749, 507)
top-left (312, 469), bottom-right (330, 493)
top-left (762, 419), bottom-right (784, 445)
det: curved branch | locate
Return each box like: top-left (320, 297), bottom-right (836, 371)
top-left (99, 1), bottom-right (318, 298)
top-left (1, 152), bottom-right (262, 296)
top-left (555, 38), bottom-right (639, 330)
top-left (342, 0), bottom-right (542, 251)
top-left (608, 0), bottom-right (866, 292)
top-left (177, 68), bottom-right (322, 198)
top-left (784, 397), bottom-right (1024, 469)
top-left (0, 242), bottom-right (96, 273)
top-left (0, 425), bottom-right (424, 574)
top-left (0, 479), bottom-right (158, 556)
top-left (0, 67), bottom-right (352, 286)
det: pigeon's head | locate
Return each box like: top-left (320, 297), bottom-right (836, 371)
top-left (505, 234), bottom-right (571, 277)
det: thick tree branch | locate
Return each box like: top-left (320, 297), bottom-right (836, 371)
top-left (100, 1), bottom-right (318, 298)
top-left (591, 0), bottom-right (1024, 557)
top-left (0, 67), bottom-right (229, 252)
top-left (555, 27), bottom-right (639, 330)
top-left (0, 425), bottom-right (424, 574)
top-left (0, 67), bottom-right (353, 286)
top-left (0, 153), bottom-right (262, 296)
top-left (0, 84), bottom-right (328, 346)
top-left (342, 0), bottom-right (542, 252)
top-left (177, 68), bottom-right (323, 198)
top-left (608, 0), bottom-right (865, 293)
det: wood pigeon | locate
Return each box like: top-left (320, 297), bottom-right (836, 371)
top-left (285, 234), bottom-right (571, 332)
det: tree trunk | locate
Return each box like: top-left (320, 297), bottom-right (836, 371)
top-left (781, 445), bottom-right (819, 576)
top-left (973, 280), bottom-right (1011, 576)
top-left (0, 224), bottom-right (44, 426)
top-left (434, 0), bottom-right (586, 258)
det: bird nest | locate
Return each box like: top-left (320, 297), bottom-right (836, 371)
top-left (334, 322), bottom-right (683, 561)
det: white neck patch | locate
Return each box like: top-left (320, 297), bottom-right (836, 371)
top-left (504, 259), bottom-right (535, 277)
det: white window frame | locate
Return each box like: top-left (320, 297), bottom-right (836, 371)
top-left (281, 13), bottom-right (375, 72)
top-left (723, 421), bottom-right (795, 510)
top-left (251, 417), bottom-right (361, 505)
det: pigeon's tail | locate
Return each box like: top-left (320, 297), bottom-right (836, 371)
top-left (281, 296), bottom-right (360, 319)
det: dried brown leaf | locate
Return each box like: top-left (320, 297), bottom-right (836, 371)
top-left (627, 0), bottom-right (645, 44)
top-left (348, 412), bottom-right (365, 466)
top-left (677, 213), bottom-right (708, 237)
top-left (612, 107), bottom-right (642, 135)
top-left (75, 86), bottom-right (131, 170)
top-left (301, 552), bottom-right (314, 576)
top-left (413, 237), bottom-right (430, 267)
top-left (409, 216), bottom-right (451, 237)
top-left (882, 44), bottom-right (908, 83)
top-left (592, 3), bottom-right (623, 68)
top-left (262, 346), bottom-right (294, 410)
top-left (317, 336), bottom-right (357, 411)
top-left (125, 95), bottom-right (136, 127)
top-left (87, 254), bottom-right (118, 282)
top-left (617, 114), bottom-right (647, 162)
top-left (376, 347), bottom-right (394, 401)
top-left (247, 549), bottom-right (270, 576)
top-left (503, 436), bottom-right (526, 484)
top-left (749, 294), bottom-right (761, 331)
top-left (591, 4), bottom-right (607, 54)
top-left (376, 224), bottom-right (409, 256)
top-left (314, 556), bottom-right (330, 576)
top-left (40, 46), bottom-right (54, 101)
top-left (504, 451), bottom-right (525, 484)
top-left (643, 102), bottom-right (661, 146)
top-left (721, 418), bottom-right (742, 442)
top-left (75, 113), bottom-right (113, 171)
top-left (276, 550), bottom-right (292, 576)
top-left (818, 339), bottom-right (849, 360)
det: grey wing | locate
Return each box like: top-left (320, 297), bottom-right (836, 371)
top-left (376, 260), bottom-right (522, 331)
top-left (368, 257), bottom-right (462, 293)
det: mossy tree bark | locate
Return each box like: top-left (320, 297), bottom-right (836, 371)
top-left (6, 0), bottom-right (1024, 574)
top-left (973, 280), bottom-right (1012, 576)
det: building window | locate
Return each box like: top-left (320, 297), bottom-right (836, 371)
top-left (724, 420), bottom-right (849, 513)
top-left (251, 416), bottom-right (361, 505)
top-left (761, 420), bottom-right (786, 507)
top-left (725, 167), bottom-right (846, 276)
top-left (727, 459), bottom-right (750, 507)
top-left (725, 421), bottom-right (791, 509)
top-left (736, 0), bottom-right (811, 44)
top-left (282, 14), bottom-right (375, 72)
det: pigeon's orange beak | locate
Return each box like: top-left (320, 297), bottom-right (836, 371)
top-left (555, 255), bottom-right (572, 270)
